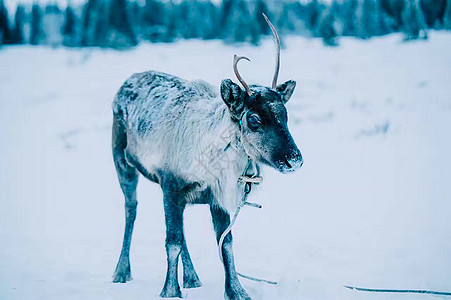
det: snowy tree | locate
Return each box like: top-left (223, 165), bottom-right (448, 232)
top-left (164, 2), bottom-right (179, 42)
top-left (141, 0), bottom-right (167, 42)
top-left (249, 0), bottom-right (270, 45)
top-left (81, 0), bottom-right (96, 46)
top-left (106, 0), bottom-right (137, 48)
top-left (318, 1), bottom-right (338, 46)
top-left (402, 0), bottom-right (428, 40)
top-left (44, 3), bottom-right (64, 47)
top-left (374, 0), bottom-right (395, 35)
top-left (277, 2), bottom-right (295, 35)
top-left (128, 1), bottom-right (141, 41)
top-left (248, 0), bottom-right (271, 45)
top-left (11, 5), bottom-right (26, 44)
top-left (178, 0), bottom-right (200, 39)
top-left (231, 0), bottom-right (252, 43)
top-left (285, 1), bottom-right (312, 36)
top-left (30, 3), bottom-right (44, 45)
top-left (219, 0), bottom-right (252, 43)
top-left (201, 1), bottom-right (219, 40)
top-left (82, 0), bottom-right (112, 47)
top-left (304, 0), bottom-right (322, 35)
top-left (443, 0), bottom-right (451, 29)
top-left (0, 0), bottom-right (12, 44)
top-left (283, 1), bottom-right (310, 35)
top-left (419, 0), bottom-right (446, 28)
top-left (94, 0), bottom-right (109, 46)
top-left (62, 4), bottom-right (80, 47)
top-left (82, 0), bottom-right (103, 46)
top-left (380, 0), bottom-right (405, 30)
top-left (191, 0), bottom-right (218, 40)
top-left (360, 0), bottom-right (380, 38)
top-left (341, 0), bottom-right (359, 36)
top-left (218, 0), bottom-right (233, 39)
top-left (254, 0), bottom-right (271, 35)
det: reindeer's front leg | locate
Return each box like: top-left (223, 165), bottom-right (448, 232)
top-left (210, 205), bottom-right (251, 300)
top-left (160, 190), bottom-right (185, 298)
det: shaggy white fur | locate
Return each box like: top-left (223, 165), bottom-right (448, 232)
top-left (113, 71), bottom-right (252, 213)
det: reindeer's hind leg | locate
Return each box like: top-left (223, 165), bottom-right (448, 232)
top-left (112, 115), bottom-right (139, 283)
top-left (181, 227), bottom-right (202, 289)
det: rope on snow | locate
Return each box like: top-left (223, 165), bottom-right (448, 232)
top-left (345, 285), bottom-right (451, 296)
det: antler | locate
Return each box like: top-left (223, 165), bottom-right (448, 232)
top-left (262, 13), bottom-right (280, 89)
top-left (233, 54), bottom-right (253, 96)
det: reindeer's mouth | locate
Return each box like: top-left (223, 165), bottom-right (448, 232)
top-left (252, 150), bottom-right (304, 174)
top-left (278, 160), bottom-right (296, 174)
top-left (284, 158), bottom-right (292, 169)
top-left (273, 155), bottom-right (303, 174)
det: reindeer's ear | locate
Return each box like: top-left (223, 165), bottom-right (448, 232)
top-left (220, 79), bottom-right (246, 118)
top-left (276, 80), bottom-right (296, 103)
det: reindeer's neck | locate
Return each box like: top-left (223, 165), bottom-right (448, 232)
top-left (201, 103), bottom-right (251, 212)
top-left (215, 105), bottom-right (243, 151)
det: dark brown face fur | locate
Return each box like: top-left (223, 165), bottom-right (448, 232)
top-left (221, 79), bottom-right (303, 173)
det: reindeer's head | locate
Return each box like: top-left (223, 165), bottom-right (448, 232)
top-left (220, 14), bottom-right (303, 174)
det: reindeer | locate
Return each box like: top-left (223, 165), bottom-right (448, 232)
top-left (111, 15), bottom-right (303, 299)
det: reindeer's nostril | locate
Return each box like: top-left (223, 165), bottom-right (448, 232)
top-left (285, 152), bottom-right (303, 171)
top-left (284, 158), bottom-right (292, 169)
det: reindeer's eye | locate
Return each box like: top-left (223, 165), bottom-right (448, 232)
top-left (247, 113), bottom-right (262, 130)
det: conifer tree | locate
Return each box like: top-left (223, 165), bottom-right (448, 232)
top-left (360, 0), bottom-right (379, 38)
top-left (402, 0), bottom-right (428, 39)
top-left (11, 5), bottom-right (26, 44)
top-left (44, 3), bottom-right (64, 47)
top-left (0, 0), bottom-right (12, 44)
top-left (81, 0), bottom-right (96, 46)
top-left (230, 0), bottom-right (251, 43)
top-left (342, 0), bottom-right (359, 36)
top-left (444, 0), bottom-right (451, 29)
top-left (380, 0), bottom-right (405, 30)
top-left (375, 0), bottom-right (395, 35)
top-left (142, 0), bottom-right (167, 42)
top-left (192, 0), bottom-right (218, 40)
top-left (202, 1), bottom-right (219, 40)
top-left (254, 0), bottom-right (270, 35)
top-left (62, 4), bottom-right (78, 46)
top-left (318, 1), bottom-right (338, 46)
top-left (219, 0), bottom-right (252, 43)
top-left (419, 0), bottom-right (446, 28)
top-left (82, 0), bottom-right (108, 46)
top-left (30, 3), bottom-right (44, 45)
top-left (305, 0), bottom-right (322, 35)
top-left (106, 0), bottom-right (137, 47)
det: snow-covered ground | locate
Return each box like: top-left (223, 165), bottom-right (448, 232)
top-left (1, 33), bottom-right (451, 300)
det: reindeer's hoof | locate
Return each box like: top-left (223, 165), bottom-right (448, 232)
top-left (112, 270), bottom-right (132, 283)
top-left (183, 270), bottom-right (202, 289)
top-left (183, 279), bottom-right (202, 289)
top-left (113, 259), bottom-right (132, 283)
top-left (159, 286), bottom-right (182, 298)
top-left (225, 293), bottom-right (251, 300)
top-left (225, 285), bottom-right (251, 300)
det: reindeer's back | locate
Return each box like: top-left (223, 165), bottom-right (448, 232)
top-left (113, 70), bottom-right (219, 129)
top-left (112, 70), bottom-right (228, 176)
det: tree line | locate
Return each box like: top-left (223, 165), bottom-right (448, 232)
top-left (1, 0), bottom-right (451, 48)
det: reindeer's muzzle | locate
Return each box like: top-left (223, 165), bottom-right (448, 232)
top-left (272, 127), bottom-right (303, 173)
top-left (279, 149), bottom-right (303, 173)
